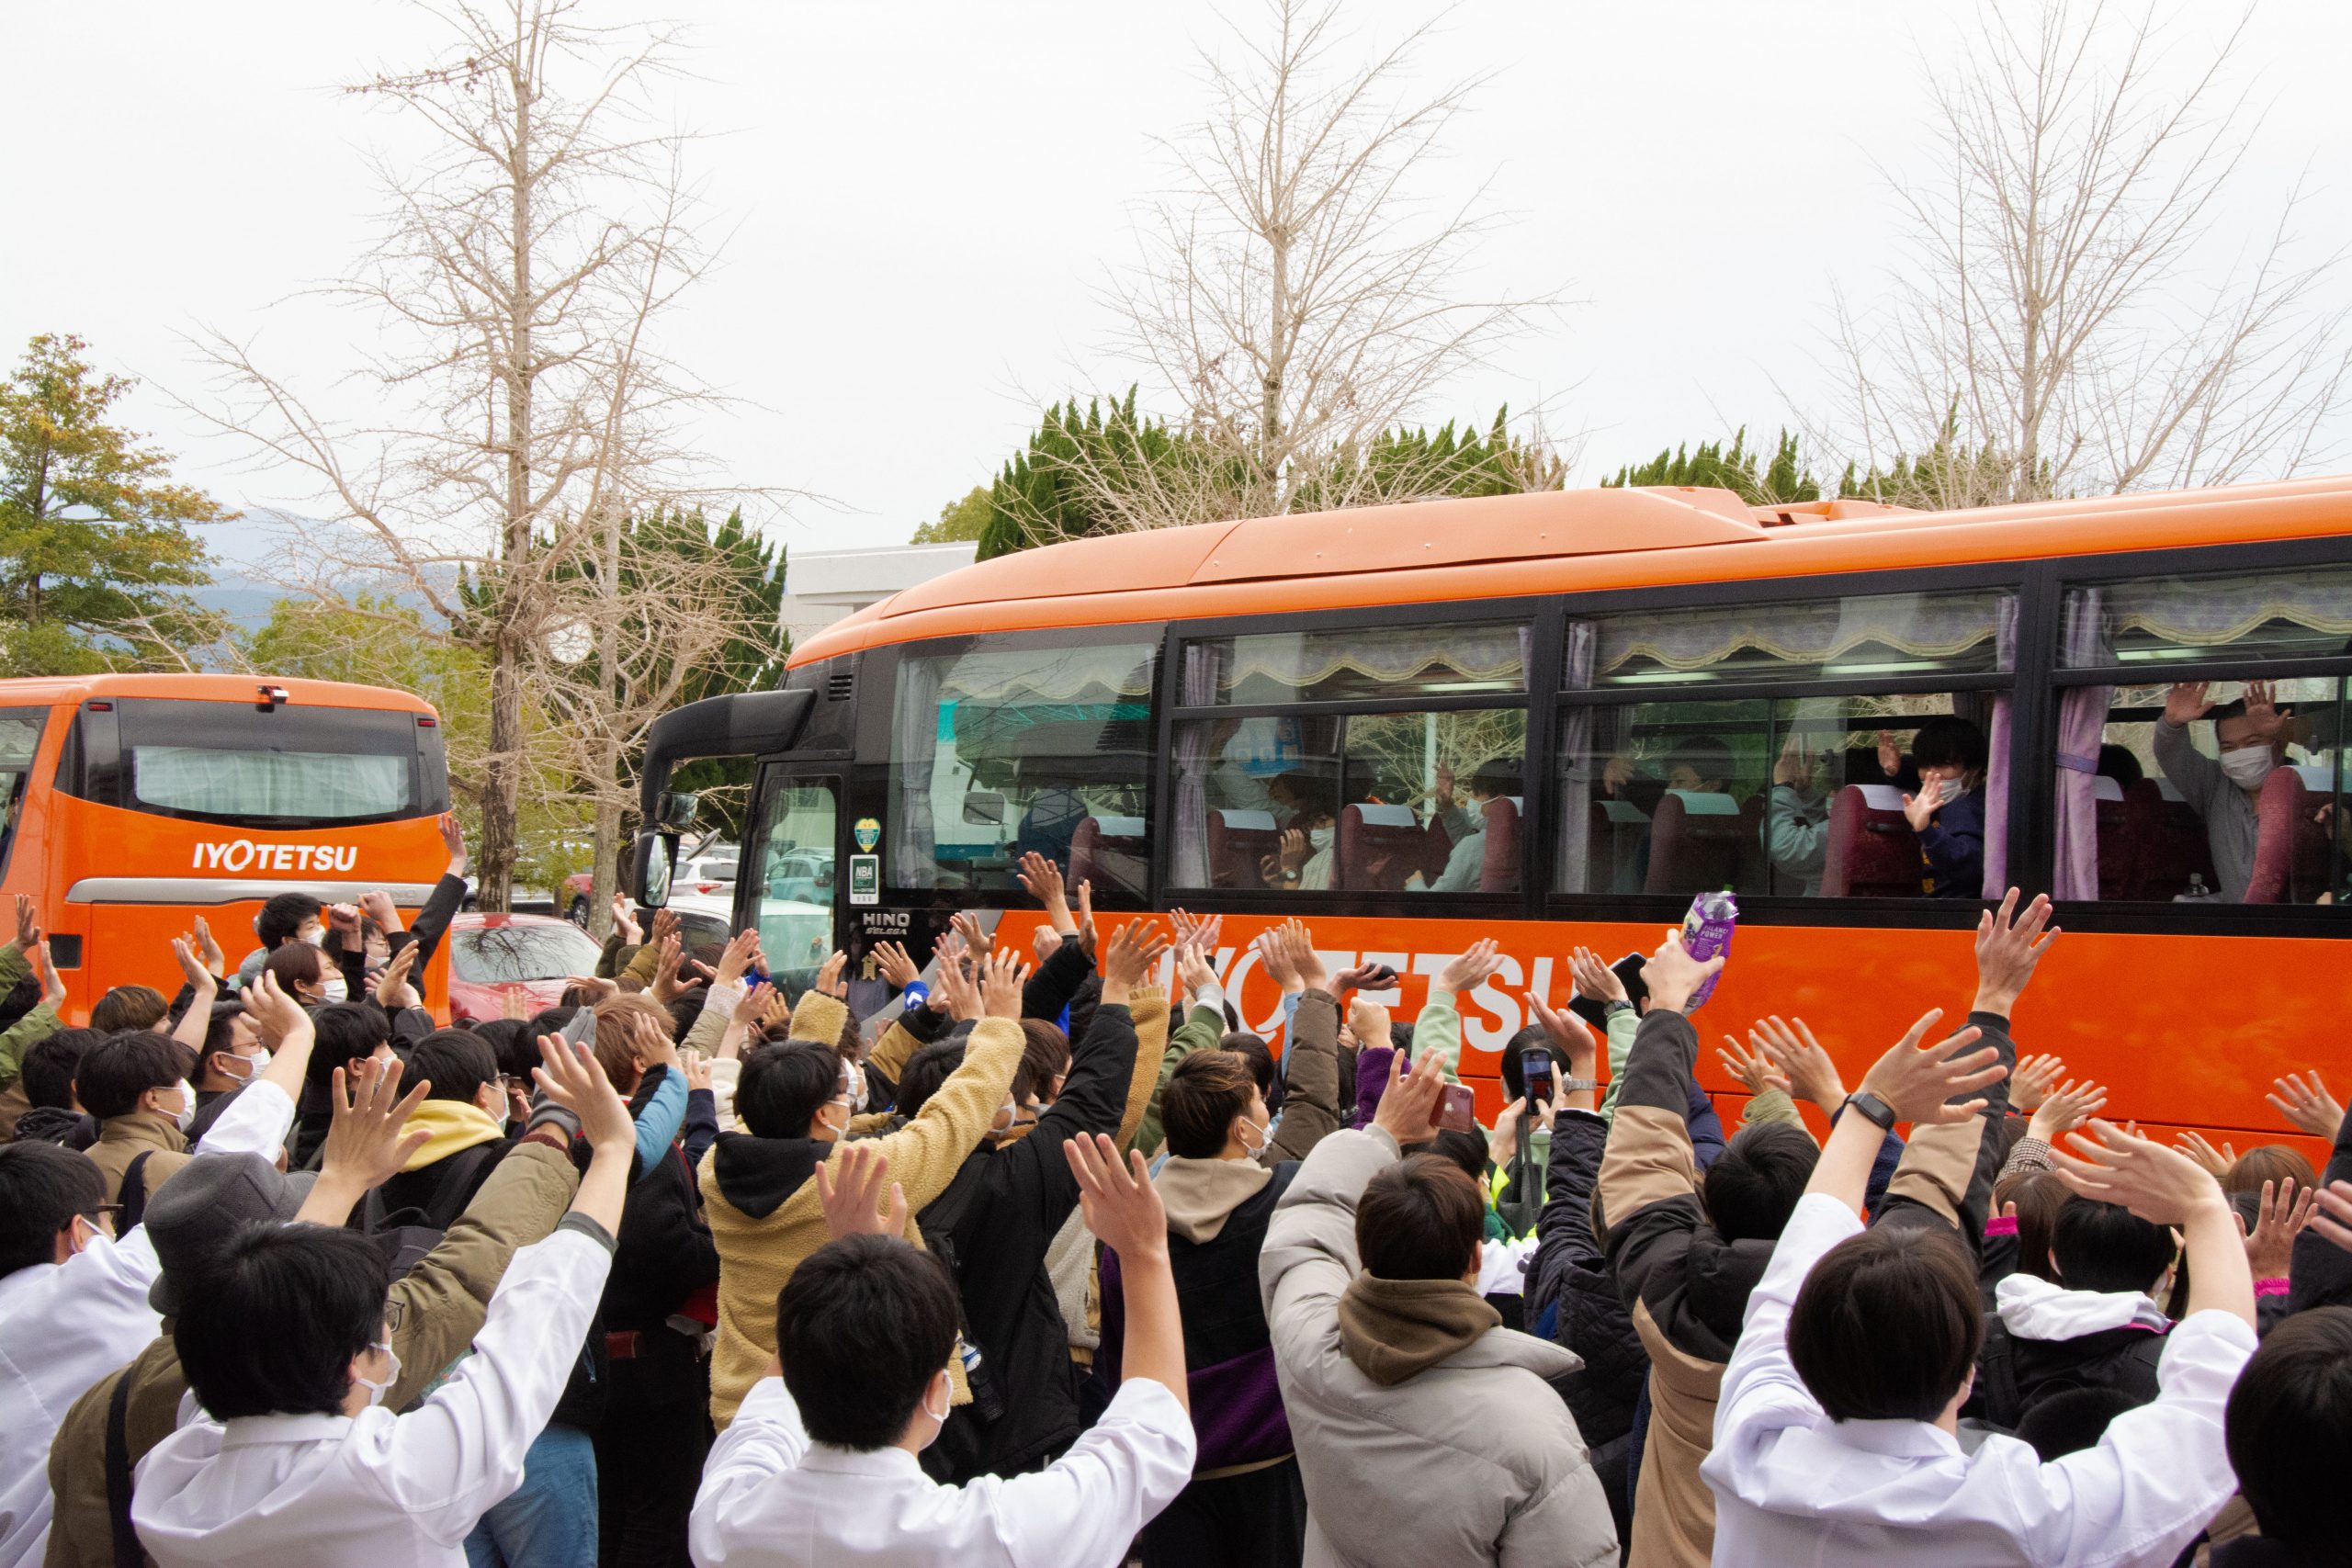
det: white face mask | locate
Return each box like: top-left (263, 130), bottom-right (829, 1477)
top-left (300, 925), bottom-right (326, 948)
top-left (168, 1080), bottom-right (196, 1133)
top-left (922, 1367), bottom-right (951, 1427)
top-left (1307, 826), bottom-right (1334, 852)
top-left (222, 1047), bottom-right (272, 1082)
top-left (352, 1341), bottom-right (401, 1408)
top-left (2221, 747), bottom-right (2274, 792)
top-left (320, 976), bottom-right (348, 1004)
top-left (1236, 1112), bottom-right (1268, 1158)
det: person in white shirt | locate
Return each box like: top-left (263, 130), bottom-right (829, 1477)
top-left (130, 1031), bottom-right (639, 1568)
top-left (690, 1134), bottom-right (1196, 1568)
top-left (1703, 993), bottom-right (2259, 1568)
top-left (0, 976), bottom-right (317, 1568)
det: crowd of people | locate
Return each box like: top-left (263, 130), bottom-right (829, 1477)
top-left (0, 821), bottom-right (2347, 1568)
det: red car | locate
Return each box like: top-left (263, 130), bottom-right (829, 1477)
top-left (445, 911), bottom-right (607, 1026)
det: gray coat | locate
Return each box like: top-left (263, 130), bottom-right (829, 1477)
top-left (1259, 1126), bottom-right (1619, 1568)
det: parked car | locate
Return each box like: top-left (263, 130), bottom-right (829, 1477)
top-left (567, 844), bottom-right (741, 929)
top-left (445, 912), bottom-right (606, 1025)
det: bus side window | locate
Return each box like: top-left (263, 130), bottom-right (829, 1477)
top-left (887, 637), bottom-right (1159, 899)
top-left (1555, 589), bottom-right (2012, 901)
top-left (2057, 568), bottom-right (2351, 907)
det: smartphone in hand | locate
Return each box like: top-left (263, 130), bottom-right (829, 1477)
top-left (1521, 1048), bottom-right (1555, 1104)
top-left (1438, 1083), bottom-right (1477, 1134)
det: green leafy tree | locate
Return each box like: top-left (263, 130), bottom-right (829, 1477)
top-left (0, 333), bottom-right (228, 672)
top-left (911, 486), bottom-right (990, 544)
top-left (1602, 428), bottom-right (1821, 505)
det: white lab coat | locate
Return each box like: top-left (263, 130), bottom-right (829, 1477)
top-left (131, 1219), bottom-right (615, 1568)
top-left (1703, 1193), bottom-right (2254, 1568)
top-left (690, 1374), bottom-right (1194, 1568)
top-left (0, 1079), bottom-right (297, 1568)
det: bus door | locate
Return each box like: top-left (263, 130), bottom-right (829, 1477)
top-left (742, 765), bottom-right (842, 996)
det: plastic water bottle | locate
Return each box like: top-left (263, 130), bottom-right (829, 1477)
top-left (1679, 890), bottom-right (1738, 1011)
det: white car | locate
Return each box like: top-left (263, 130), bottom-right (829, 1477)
top-left (668, 848), bottom-right (741, 925)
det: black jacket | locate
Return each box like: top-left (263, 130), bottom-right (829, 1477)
top-left (602, 1064), bottom-right (720, 1335)
top-left (1969, 1315), bottom-right (2165, 1428)
top-left (2289, 1096), bottom-right (2352, 1315)
top-left (921, 1000), bottom-right (1139, 1483)
top-left (1531, 1107), bottom-right (1647, 1448)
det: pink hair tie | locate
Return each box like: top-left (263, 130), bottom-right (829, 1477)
top-left (1984, 1215), bottom-right (2019, 1238)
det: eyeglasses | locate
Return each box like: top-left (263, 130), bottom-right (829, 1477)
top-left (382, 1298), bottom-right (406, 1335)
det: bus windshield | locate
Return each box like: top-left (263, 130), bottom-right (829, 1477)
top-left (108, 698), bottom-right (425, 828)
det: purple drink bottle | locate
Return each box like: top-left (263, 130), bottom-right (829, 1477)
top-left (1679, 890), bottom-right (1737, 1011)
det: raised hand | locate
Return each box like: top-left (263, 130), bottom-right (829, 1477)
top-left (1876, 728), bottom-right (1903, 779)
top-left (1526, 991), bottom-right (1597, 1075)
top-left (2010, 1052), bottom-right (2064, 1113)
top-left (190, 912), bottom-right (223, 975)
top-left (2163, 682), bottom-right (2214, 728)
top-left (1064, 1132), bottom-right (1169, 1264)
top-left (978, 949), bottom-right (1030, 1020)
top-left (948, 910), bottom-right (990, 964)
top-left (172, 935), bottom-right (213, 991)
top-left (1175, 938), bottom-right (1218, 1000)
top-left (713, 928), bottom-right (762, 989)
top-left (1639, 931), bottom-right (1723, 1017)
top-left (2171, 1130), bottom-right (2237, 1179)
top-left (609, 894), bottom-right (642, 947)
top-left (561, 969), bottom-right (617, 1003)
top-left (1717, 1036), bottom-right (1787, 1098)
top-left (2053, 1121), bottom-right (2229, 1226)
top-left (1277, 918), bottom-right (1327, 993)
top-left (1073, 880), bottom-right (1098, 953)
top-left (359, 889), bottom-right (401, 936)
top-left (682, 1046), bottom-right (714, 1094)
top-left (1902, 777), bottom-right (1951, 832)
top-left (1252, 927), bottom-right (1301, 994)
top-left (1015, 851), bottom-right (1073, 929)
top-left (532, 1031), bottom-right (635, 1158)
top-left (2028, 1078), bottom-right (2109, 1142)
top-left (2310, 1181), bottom-right (2352, 1257)
top-left (650, 907), bottom-right (679, 953)
top-left (1100, 919), bottom-right (1170, 1006)
top-left (1570, 945), bottom-right (1629, 1006)
top-left (931, 938), bottom-right (980, 1021)
top-left (2241, 679), bottom-right (2287, 741)
top-left (1854, 1010), bottom-right (2001, 1125)
top-left (2268, 1070), bottom-right (2343, 1140)
top-left (1772, 729), bottom-right (1815, 789)
top-left (650, 933), bottom-right (695, 1003)
top-left (2238, 1177), bottom-right (2315, 1279)
top-left (1371, 1049), bottom-right (1446, 1147)
top-left (438, 811), bottom-right (469, 876)
top-left (1437, 938), bottom-right (1503, 995)
top-left (731, 980), bottom-right (775, 1029)
top-left (10, 893), bottom-right (35, 951)
top-left (1973, 889), bottom-right (2058, 1015)
top-left (872, 940), bottom-right (920, 991)
top-left (1749, 1016), bottom-right (1844, 1111)
top-left (1334, 960), bottom-right (1396, 996)
top-left (242, 972), bottom-right (308, 1048)
top-left (30, 940), bottom-right (62, 1010)
top-left (815, 1142), bottom-right (909, 1242)
top-left (321, 1056), bottom-right (433, 1191)
top-left (502, 985), bottom-right (530, 1021)
top-left (813, 950), bottom-right (849, 1000)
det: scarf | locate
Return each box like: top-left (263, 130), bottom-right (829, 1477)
top-left (399, 1099), bottom-right (508, 1171)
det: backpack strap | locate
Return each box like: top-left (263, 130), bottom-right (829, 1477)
top-left (118, 1153), bottom-right (156, 1231)
top-left (104, 1371), bottom-right (142, 1568)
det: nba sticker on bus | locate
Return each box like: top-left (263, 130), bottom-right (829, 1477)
top-left (193, 840), bottom-right (362, 874)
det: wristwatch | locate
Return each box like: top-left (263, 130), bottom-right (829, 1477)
top-left (1841, 1089), bottom-right (1897, 1132)
top-left (1559, 1077), bottom-right (1601, 1094)
top-left (1603, 999), bottom-right (1634, 1020)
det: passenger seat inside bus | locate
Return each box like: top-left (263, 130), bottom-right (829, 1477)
top-left (1207, 808), bottom-right (1279, 888)
top-left (1339, 803), bottom-right (1435, 891)
top-left (1478, 795), bottom-right (1523, 893)
top-left (2245, 766), bottom-right (2334, 904)
top-left (1821, 784), bottom-right (1923, 898)
top-left (1069, 814), bottom-right (1148, 899)
top-left (2111, 779), bottom-right (2220, 900)
top-left (1642, 789), bottom-right (1763, 896)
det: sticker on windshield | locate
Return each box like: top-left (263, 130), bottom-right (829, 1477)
top-left (853, 817), bottom-right (881, 853)
top-left (849, 854), bottom-right (879, 906)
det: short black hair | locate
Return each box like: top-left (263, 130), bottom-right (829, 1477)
top-left (738, 1042), bottom-right (841, 1140)
top-left (1667, 737), bottom-right (1736, 785)
top-left (1499, 1024), bottom-right (1567, 1102)
top-left (1221, 1032), bottom-right (1281, 1114)
top-left (2227, 1305), bottom-right (2352, 1550)
top-left (2051, 1198), bottom-right (2176, 1294)
top-left (89, 986), bottom-right (168, 1035)
top-left (1356, 1154), bottom-right (1483, 1281)
top-left (2015, 1386), bottom-right (2140, 1461)
top-left (0, 1142), bottom-right (106, 1277)
top-left (897, 1040), bottom-right (965, 1122)
top-left (0, 968), bottom-right (39, 1032)
top-left (659, 996), bottom-right (700, 1044)
top-left (525, 1006), bottom-right (580, 1043)
top-left (20, 1028), bottom-right (103, 1110)
top-left (469, 1019), bottom-right (538, 1082)
top-left (200, 1001), bottom-right (244, 1066)
top-left (1269, 770), bottom-right (1337, 823)
top-left (1910, 715), bottom-right (1988, 774)
top-left (310, 1004), bottom-right (391, 1095)
top-left (2095, 744), bottom-right (2143, 787)
top-left (406, 1029), bottom-right (498, 1106)
top-left (1467, 756), bottom-right (1523, 798)
top-left (1788, 1224), bottom-right (1982, 1421)
top-left (776, 1234), bottom-right (961, 1450)
top-left (1702, 1122), bottom-right (1818, 1243)
top-left (175, 1224), bottom-right (388, 1419)
top-left (1403, 1126), bottom-right (1490, 1184)
top-left (77, 1032), bottom-right (187, 1121)
top-left (255, 893), bottom-right (323, 950)
top-left (1162, 1051), bottom-right (1258, 1158)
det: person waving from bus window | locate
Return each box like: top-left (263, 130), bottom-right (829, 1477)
top-left (1405, 759), bottom-right (1523, 893)
top-left (2158, 681), bottom-right (2290, 903)
top-left (1902, 716), bottom-right (1989, 899)
top-left (1260, 775), bottom-right (1337, 891)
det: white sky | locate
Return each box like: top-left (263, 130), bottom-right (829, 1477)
top-left (9, 0), bottom-right (2351, 568)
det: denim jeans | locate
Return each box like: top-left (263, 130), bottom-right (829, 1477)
top-left (463, 1423), bottom-right (598, 1568)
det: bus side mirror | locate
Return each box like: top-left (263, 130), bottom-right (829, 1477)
top-left (633, 831), bottom-right (678, 908)
top-left (659, 791), bottom-right (701, 831)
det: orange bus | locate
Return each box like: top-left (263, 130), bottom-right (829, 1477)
top-left (634, 478), bottom-right (2351, 1151)
top-left (0, 673), bottom-right (456, 1023)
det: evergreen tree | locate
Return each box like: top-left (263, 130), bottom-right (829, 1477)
top-left (1601, 427), bottom-right (1822, 505)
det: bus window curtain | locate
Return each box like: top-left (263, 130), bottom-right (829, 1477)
top-left (892, 659), bottom-right (943, 888)
top-left (1170, 643), bottom-right (1227, 887)
top-left (2052, 588), bottom-right (2113, 901)
top-left (1982, 594), bottom-right (2018, 898)
top-left (1556, 622), bottom-right (1596, 889)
